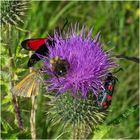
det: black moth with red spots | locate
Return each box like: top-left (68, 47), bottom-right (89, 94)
top-left (97, 73), bottom-right (118, 111)
top-left (21, 38), bottom-right (55, 67)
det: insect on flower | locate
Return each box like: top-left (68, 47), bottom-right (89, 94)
top-left (21, 19), bottom-right (68, 67)
top-left (42, 24), bottom-right (117, 98)
top-left (50, 56), bottom-right (70, 77)
top-left (97, 72), bottom-right (118, 111)
top-left (97, 68), bottom-right (122, 110)
top-left (11, 70), bottom-right (43, 97)
top-left (21, 38), bottom-right (55, 67)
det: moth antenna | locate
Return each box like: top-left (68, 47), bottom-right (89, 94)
top-left (61, 18), bottom-right (68, 34)
top-left (113, 67), bottom-right (123, 74)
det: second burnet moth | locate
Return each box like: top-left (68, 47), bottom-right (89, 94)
top-left (21, 38), bottom-right (55, 67)
top-left (97, 73), bottom-right (118, 111)
top-left (97, 68), bottom-right (123, 111)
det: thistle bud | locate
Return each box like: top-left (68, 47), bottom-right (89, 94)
top-left (1, 0), bottom-right (29, 26)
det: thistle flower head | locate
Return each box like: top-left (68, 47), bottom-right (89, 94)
top-left (44, 25), bottom-right (117, 139)
top-left (43, 25), bottom-right (116, 97)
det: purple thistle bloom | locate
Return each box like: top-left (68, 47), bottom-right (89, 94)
top-left (43, 25), bottom-right (116, 97)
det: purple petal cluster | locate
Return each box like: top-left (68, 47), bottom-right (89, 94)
top-left (43, 26), bottom-right (116, 97)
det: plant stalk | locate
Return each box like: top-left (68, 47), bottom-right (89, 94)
top-left (7, 25), bottom-right (23, 130)
top-left (30, 95), bottom-right (37, 139)
top-left (29, 50), bottom-right (37, 139)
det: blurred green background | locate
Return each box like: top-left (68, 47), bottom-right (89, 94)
top-left (1, 1), bottom-right (139, 139)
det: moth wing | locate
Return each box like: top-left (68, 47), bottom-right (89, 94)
top-left (12, 72), bottom-right (35, 91)
top-left (11, 71), bottom-right (41, 97)
top-left (20, 78), bottom-right (36, 97)
top-left (21, 38), bottom-right (48, 51)
top-left (31, 78), bottom-right (40, 96)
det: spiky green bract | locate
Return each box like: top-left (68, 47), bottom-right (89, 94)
top-left (46, 93), bottom-right (108, 139)
top-left (0, 0), bottom-right (29, 26)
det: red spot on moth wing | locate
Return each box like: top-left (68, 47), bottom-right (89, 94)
top-left (103, 102), bottom-right (108, 109)
top-left (107, 95), bottom-right (112, 101)
top-left (104, 106), bottom-right (107, 109)
top-left (103, 102), bottom-right (106, 106)
top-left (108, 84), bottom-right (113, 91)
top-left (27, 38), bottom-right (48, 51)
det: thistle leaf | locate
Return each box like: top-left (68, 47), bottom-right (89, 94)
top-left (93, 125), bottom-right (111, 139)
top-left (107, 104), bottom-right (139, 125)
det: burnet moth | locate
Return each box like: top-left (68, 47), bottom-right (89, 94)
top-left (21, 38), bottom-right (55, 67)
top-left (97, 68), bottom-right (122, 111)
top-left (97, 73), bottom-right (118, 111)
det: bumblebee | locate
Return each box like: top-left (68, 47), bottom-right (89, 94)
top-left (50, 56), bottom-right (70, 77)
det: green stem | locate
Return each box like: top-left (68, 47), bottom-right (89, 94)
top-left (30, 96), bottom-right (37, 139)
top-left (29, 50), bottom-right (37, 139)
top-left (7, 25), bottom-right (23, 130)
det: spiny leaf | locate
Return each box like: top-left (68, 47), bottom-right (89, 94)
top-left (93, 125), bottom-right (111, 139)
top-left (1, 119), bottom-right (13, 134)
top-left (92, 105), bottom-right (139, 139)
top-left (2, 95), bottom-right (11, 105)
top-left (107, 104), bottom-right (139, 125)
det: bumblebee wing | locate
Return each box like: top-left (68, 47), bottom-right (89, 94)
top-left (11, 71), bottom-right (41, 97)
